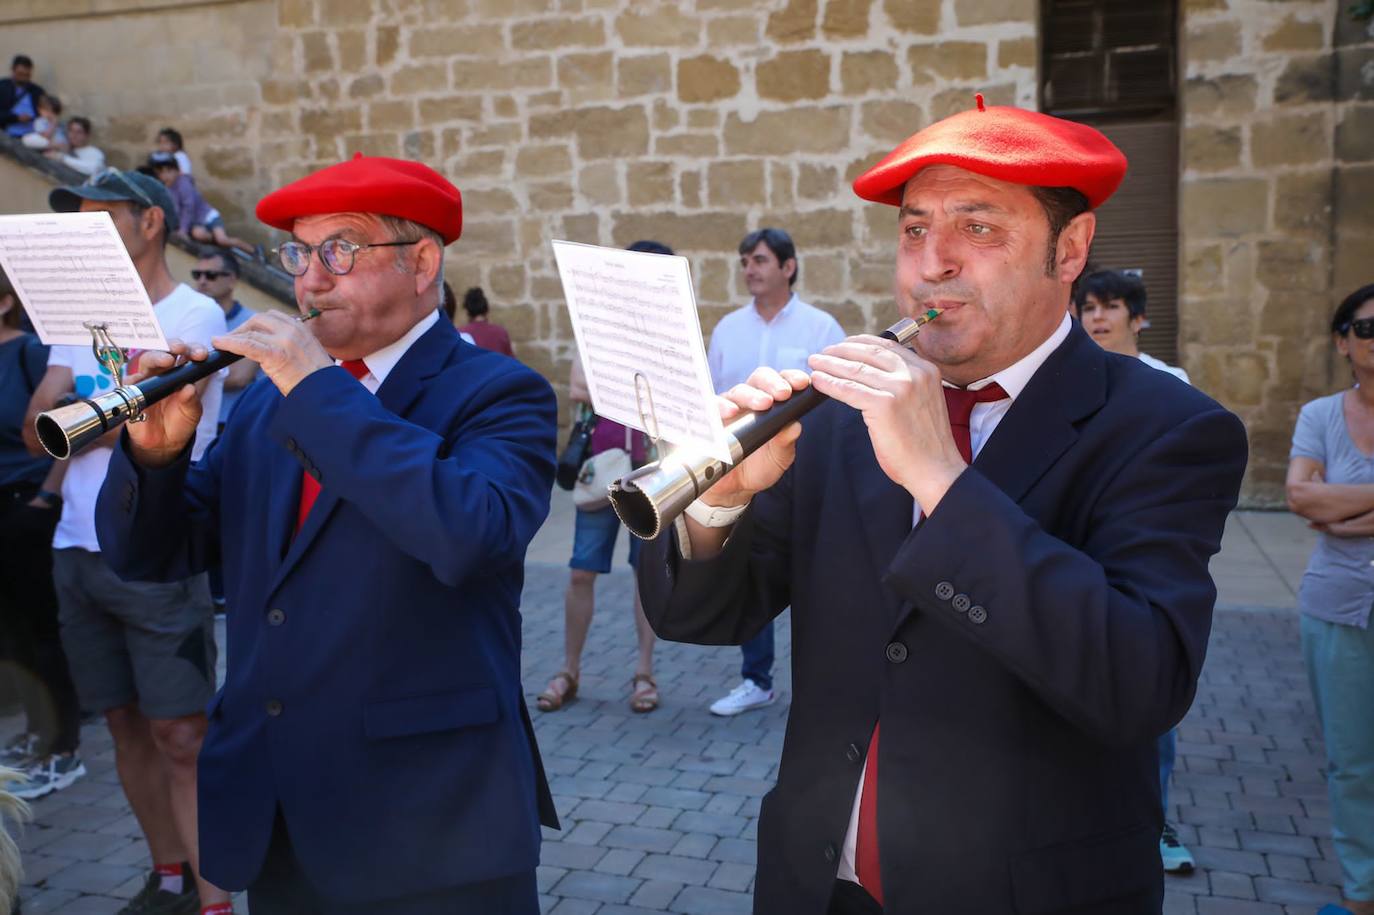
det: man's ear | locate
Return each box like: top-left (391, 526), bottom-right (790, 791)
top-left (782, 257), bottom-right (797, 281)
top-left (1055, 211), bottom-right (1096, 284)
top-left (146, 206), bottom-right (168, 242)
top-left (413, 237), bottom-right (443, 297)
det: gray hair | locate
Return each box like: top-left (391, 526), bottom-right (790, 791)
top-left (377, 214), bottom-right (445, 309)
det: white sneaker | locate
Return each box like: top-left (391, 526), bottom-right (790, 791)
top-left (10, 753), bottom-right (86, 800)
top-left (709, 679), bottom-right (776, 716)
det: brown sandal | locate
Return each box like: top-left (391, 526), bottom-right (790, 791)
top-left (537, 671), bottom-right (578, 712)
top-left (629, 673), bottom-right (659, 713)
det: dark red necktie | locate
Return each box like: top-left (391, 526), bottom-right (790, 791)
top-left (854, 381), bottom-right (1009, 905)
top-left (295, 360), bottom-right (369, 534)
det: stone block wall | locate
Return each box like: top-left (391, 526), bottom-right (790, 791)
top-left (6, 0), bottom-right (1369, 504)
top-left (252, 0), bottom-right (1039, 391)
top-left (1179, 0), bottom-right (1374, 503)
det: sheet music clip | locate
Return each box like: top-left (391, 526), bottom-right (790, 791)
top-left (633, 372), bottom-right (662, 455)
top-left (83, 321), bottom-right (144, 423)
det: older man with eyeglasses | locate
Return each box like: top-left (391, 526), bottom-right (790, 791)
top-left (93, 154), bottom-right (560, 914)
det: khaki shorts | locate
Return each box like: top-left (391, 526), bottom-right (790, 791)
top-left (52, 548), bottom-right (216, 720)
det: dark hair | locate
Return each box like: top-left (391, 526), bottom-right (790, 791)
top-left (125, 200), bottom-right (170, 249)
top-left (157, 127), bottom-right (184, 150)
top-left (148, 153), bottom-right (179, 172)
top-left (198, 246), bottom-right (239, 277)
top-left (1029, 186), bottom-right (1091, 276)
top-left (441, 281), bottom-right (457, 322)
top-left (0, 266), bottom-right (20, 330)
top-left (738, 228), bottom-right (798, 287)
top-left (463, 287), bottom-right (489, 320)
top-left (12, 55), bottom-right (33, 70)
top-left (627, 240), bottom-right (674, 256)
top-left (68, 115), bottom-right (91, 135)
top-left (1072, 270), bottom-right (1147, 319)
top-left (39, 93), bottom-right (60, 115)
top-left (1332, 283), bottom-right (1374, 335)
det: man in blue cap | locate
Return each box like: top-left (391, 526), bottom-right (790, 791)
top-left (21, 169), bottom-right (230, 915)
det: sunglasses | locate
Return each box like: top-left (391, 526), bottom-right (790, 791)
top-left (1342, 318), bottom-right (1374, 339)
top-left (190, 270), bottom-right (230, 281)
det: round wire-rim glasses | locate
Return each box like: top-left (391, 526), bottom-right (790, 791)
top-left (275, 238), bottom-right (420, 277)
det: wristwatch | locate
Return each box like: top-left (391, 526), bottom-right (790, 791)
top-left (683, 498), bottom-right (748, 528)
top-left (34, 489), bottom-right (61, 507)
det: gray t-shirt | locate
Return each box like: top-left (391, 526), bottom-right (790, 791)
top-left (1291, 391), bottom-right (1374, 628)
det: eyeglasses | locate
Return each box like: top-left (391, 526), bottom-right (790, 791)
top-left (275, 238), bottom-right (420, 277)
top-left (190, 270), bottom-right (230, 281)
top-left (1341, 318), bottom-right (1374, 339)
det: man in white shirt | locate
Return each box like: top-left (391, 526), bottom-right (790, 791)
top-left (23, 169), bottom-right (229, 914)
top-left (93, 154), bottom-right (558, 914)
top-left (637, 102), bottom-right (1247, 914)
top-left (704, 227), bottom-right (845, 716)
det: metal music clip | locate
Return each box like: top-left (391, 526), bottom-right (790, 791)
top-left (83, 321), bottom-right (145, 423)
top-left (633, 372), bottom-right (662, 458)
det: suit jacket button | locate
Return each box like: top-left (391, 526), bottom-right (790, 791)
top-left (846, 742), bottom-right (862, 763)
top-left (266, 699), bottom-right (284, 717)
top-left (824, 843), bottom-right (837, 864)
top-left (952, 593), bottom-right (971, 613)
top-left (267, 608), bottom-right (286, 626)
top-left (935, 581), bottom-right (955, 601)
top-left (885, 642), bottom-right (908, 664)
top-left (968, 606), bottom-right (988, 625)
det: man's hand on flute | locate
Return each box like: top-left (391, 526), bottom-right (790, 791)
top-left (809, 334), bottom-right (966, 515)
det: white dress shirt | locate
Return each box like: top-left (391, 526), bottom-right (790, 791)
top-left (707, 293), bottom-right (846, 394)
top-left (837, 311), bottom-right (1074, 886)
top-left (337, 309), bottom-right (439, 394)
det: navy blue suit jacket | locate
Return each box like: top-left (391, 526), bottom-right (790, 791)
top-left (639, 324), bottom-right (1249, 915)
top-left (96, 319), bottom-right (559, 904)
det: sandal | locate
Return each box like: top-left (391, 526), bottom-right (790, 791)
top-left (536, 671), bottom-right (578, 712)
top-left (629, 673), bottom-right (659, 713)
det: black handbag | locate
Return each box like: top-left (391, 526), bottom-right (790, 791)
top-left (556, 408), bottom-right (598, 491)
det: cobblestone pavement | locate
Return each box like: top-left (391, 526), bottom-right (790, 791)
top-left (2, 548), bottom-right (1348, 914)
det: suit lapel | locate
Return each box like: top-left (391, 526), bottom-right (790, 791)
top-left (267, 319), bottom-right (460, 595)
top-left (971, 324), bottom-right (1105, 506)
top-left (886, 325), bottom-right (1106, 634)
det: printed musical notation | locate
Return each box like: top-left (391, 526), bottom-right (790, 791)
top-left (0, 212), bottom-right (167, 349)
top-left (552, 240), bottom-right (729, 462)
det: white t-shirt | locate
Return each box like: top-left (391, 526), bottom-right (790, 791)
top-left (1139, 351), bottom-right (1190, 384)
top-left (49, 283), bottom-right (226, 551)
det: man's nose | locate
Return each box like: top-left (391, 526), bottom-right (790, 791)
top-left (917, 229), bottom-right (960, 283)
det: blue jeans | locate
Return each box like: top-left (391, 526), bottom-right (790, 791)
top-left (741, 623), bottom-right (773, 692)
top-left (1158, 728), bottom-right (1176, 815)
top-left (1303, 613), bottom-right (1374, 902)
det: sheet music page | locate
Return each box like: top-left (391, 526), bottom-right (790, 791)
top-left (0, 211), bottom-right (167, 349)
top-left (552, 240), bottom-right (731, 463)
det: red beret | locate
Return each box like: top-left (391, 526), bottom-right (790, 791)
top-left (257, 153), bottom-right (463, 245)
top-left (853, 97), bottom-right (1127, 210)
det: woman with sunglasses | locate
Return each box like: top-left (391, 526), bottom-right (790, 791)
top-left (1287, 283), bottom-right (1374, 915)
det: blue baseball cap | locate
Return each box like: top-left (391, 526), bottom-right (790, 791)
top-left (49, 169), bottom-right (179, 232)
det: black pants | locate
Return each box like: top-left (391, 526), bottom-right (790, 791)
top-left (0, 485), bottom-right (81, 755)
top-left (247, 810), bottom-right (540, 915)
top-left (828, 879), bottom-right (884, 915)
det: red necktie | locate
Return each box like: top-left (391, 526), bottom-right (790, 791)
top-left (295, 360), bottom-right (369, 534)
top-left (854, 381), bottom-right (1009, 905)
